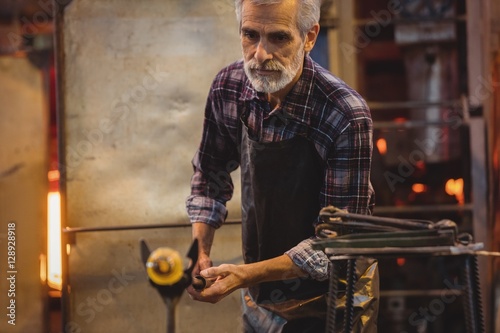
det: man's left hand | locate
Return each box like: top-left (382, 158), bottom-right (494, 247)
top-left (190, 264), bottom-right (248, 303)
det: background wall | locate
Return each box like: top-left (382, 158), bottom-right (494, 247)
top-left (0, 57), bottom-right (48, 333)
top-left (59, 0), bottom-right (245, 332)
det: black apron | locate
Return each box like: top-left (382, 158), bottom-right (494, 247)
top-left (239, 111), bottom-right (329, 331)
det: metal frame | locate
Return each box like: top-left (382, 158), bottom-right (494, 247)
top-left (325, 252), bottom-right (485, 333)
top-left (329, 1), bottom-right (494, 331)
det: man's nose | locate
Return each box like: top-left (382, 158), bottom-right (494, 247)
top-left (254, 40), bottom-right (273, 64)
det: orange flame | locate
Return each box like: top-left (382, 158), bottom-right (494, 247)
top-left (376, 138), bottom-right (387, 155)
top-left (412, 183), bottom-right (427, 193)
top-left (445, 178), bottom-right (464, 205)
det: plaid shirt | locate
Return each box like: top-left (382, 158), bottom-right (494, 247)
top-left (186, 55), bottom-right (374, 280)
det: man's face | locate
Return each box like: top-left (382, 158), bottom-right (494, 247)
top-left (240, 0), bottom-right (307, 94)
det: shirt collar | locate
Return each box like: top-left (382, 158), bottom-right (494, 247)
top-left (281, 55), bottom-right (315, 122)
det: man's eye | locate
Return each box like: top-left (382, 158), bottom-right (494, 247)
top-left (271, 34), bottom-right (290, 42)
top-left (243, 31), bottom-right (258, 40)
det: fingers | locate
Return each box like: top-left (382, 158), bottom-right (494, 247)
top-left (196, 254), bottom-right (213, 272)
top-left (187, 280), bottom-right (220, 303)
top-left (192, 274), bottom-right (218, 291)
top-left (188, 264), bottom-right (235, 304)
top-left (187, 254), bottom-right (214, 299)
top-left (189, 279), bottom-right (228, 304)
top-left (200, 266), bottom-right (225, 279)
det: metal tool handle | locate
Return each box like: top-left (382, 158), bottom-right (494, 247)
top-left (192, 275), bottom-right (207, 290)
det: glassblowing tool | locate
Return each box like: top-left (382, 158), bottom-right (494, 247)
top-left (140, 238), bottom-right (205, 333)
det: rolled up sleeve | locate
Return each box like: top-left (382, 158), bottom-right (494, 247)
top-left (186, 193), bottom-right (227, 229)
top-left (285, 238), bottom-right (331, 281)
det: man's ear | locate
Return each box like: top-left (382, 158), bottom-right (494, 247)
top-left (304, 23), bottom-right (320, 53)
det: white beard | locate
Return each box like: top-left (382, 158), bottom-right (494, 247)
top-left (244, 47), bottom-right (305, 93)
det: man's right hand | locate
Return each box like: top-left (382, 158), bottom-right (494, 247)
top-left (196, 252), bottom-right (213, 273)
top-left (187, 222), bottom-right (216, 297)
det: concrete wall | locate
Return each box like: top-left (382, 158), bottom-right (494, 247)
top-left (59, 0), bottom-right (244, 332)
top-left (0, 56), bottom-right (48, 333)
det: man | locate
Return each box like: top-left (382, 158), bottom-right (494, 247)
top-left (186, 0), bottom-right (376, 331)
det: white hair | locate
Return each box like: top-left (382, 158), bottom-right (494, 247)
top-left (234, 0), bottom-right (321, 36)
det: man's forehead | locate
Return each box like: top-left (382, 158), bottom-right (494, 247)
top-left (241, 0), bottom-right (298, 29)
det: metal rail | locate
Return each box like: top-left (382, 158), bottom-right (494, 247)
top-left (63, 219), bottom-right (241, 234)
top-left (63, 220), bottom-right (242, 245)
top-left (373, 204), bottom-right (473, 215)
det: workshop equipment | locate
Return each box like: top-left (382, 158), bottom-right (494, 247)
top-left (140, 239), bottom-right (205, 333)
top-left (313, 206), bottom-right (485, 333)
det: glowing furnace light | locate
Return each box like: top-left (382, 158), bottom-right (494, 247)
top-left (411, 183), bottom-right (427, 193)
top-left (48, 170), bottom-right (60, 182)
top-left (445, 178), bottom-right (464, 205)
top-left (376, 138), bottom-right (387, 155)
top-left (47, 191), bottom-right (62, 290)
top-left (40, 254), bottom-right (47, 283)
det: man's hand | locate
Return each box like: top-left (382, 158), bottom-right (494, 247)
top-left (190, 264), bottom-right (249, 303)
top-left (187, 222), bottom-right (216, 298)
top-left (188, 254), bottom-right (308, 303)
top-left (196, 252), bottom-right (213, 273)
top-left (186, 252), bottom-right (214, 298)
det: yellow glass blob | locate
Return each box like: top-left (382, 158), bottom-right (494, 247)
top-left (146, 247), bottom-right (184, 286)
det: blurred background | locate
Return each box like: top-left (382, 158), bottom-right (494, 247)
top-left (0, 0), bottom-right (499, 332)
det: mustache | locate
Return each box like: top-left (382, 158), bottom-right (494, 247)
top-left (248, 60), bottom-right (284, 71)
